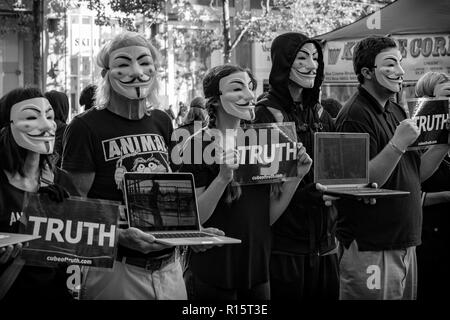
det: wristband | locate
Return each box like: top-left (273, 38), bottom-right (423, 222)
top-left (389, 140), bottom-right (405, 155)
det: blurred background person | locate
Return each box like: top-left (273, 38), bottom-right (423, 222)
top-left (44, 90), bottom-right (69, 168)
top-left (415, 72), bottom-right (450, 98)
top-left (79, 84), bottom-right (97, 113)
top-left (321, 98), bottom-right (342, 120)
top-left (176, 101), bottom-right (188, 127)
top-left (180, 96), bottom-right (208, 134)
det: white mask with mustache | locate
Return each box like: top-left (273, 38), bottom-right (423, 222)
top-left (374, 49), bottom-right (404, 93)
top-left (10, 97), bottom-right (56, 154)
top-left (289, 42), bottom-right (318, 89)
top-left (108, 46), bottom-right (156, 100)
top-left (219, 72), bottom-right (256, 121)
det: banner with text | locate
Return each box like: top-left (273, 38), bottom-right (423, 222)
top-left (21, 195), bottom-right (121, 269)
top-left (323, 34), bottom-right (450, 83)
top-left (406, 98), bottom-right (449, 149)
top-left (232, 122), bottom-right (298, 185)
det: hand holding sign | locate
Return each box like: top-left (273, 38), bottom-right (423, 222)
top-left (218, 149), bottom-right (240, 184)
top-left (0, 243), bottom-right (23, 264)
top-left (296, 142), bottom-right (313, 179)
top-left (392, 119), bottom-right (420, 151)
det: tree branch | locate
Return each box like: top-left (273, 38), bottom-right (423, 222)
top-left (229, 0), bottom-right (270, 52)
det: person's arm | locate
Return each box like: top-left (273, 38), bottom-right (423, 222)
top-left (269, 143), bottom-right (312, 225)
top-left (420, 144), bottom-right (450, 182)
top-left (422, 191), bottom-right (450, 207)
top-left (337, 117), bottom-right (420, 187)
top-left (369, 119), bottom-right (420, 186)
top-left (196, 150), bottom-right (238, 224)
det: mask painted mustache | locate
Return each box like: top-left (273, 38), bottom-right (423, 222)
top-left (27, 131), bottom-right (55, 138)
top-left (119, 74), bottom-right (152, 85)
top-left (235, 101), bottom-right (255, 107)
top-left (386, 75), bottom-right (403, 81)
top-left (296, 69), bottom-right (317, 76)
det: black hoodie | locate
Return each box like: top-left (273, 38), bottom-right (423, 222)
top-left (255, 32), bottom-right (336, 255)
top-left (45, 91), bottom-right (69, 167)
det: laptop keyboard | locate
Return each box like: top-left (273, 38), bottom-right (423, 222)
top-left (153, 232), bottom-right (212, 238)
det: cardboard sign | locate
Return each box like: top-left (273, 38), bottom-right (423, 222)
top-left (232, 122), bottom-right (298, 185)
top-left (407, 98), bottom-right (449, 149)
top-left (21, 194), bottom-right (120, 269)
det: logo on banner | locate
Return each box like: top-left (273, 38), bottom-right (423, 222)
top-left (328, 48), bottom-right (341, 65)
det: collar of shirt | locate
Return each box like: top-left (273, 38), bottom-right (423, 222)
top-left (358, 85), bottom-right (394, 114)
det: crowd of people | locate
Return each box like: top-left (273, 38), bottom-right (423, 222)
top-left (0, 30), bottom-right (449, 301)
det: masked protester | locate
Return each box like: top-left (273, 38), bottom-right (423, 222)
top-left (177, 64), bottom-right (313, 300)
top-left (0, 87), bottom-right (71, 300)
top-left (61, 31), bottom-right (222, 300)
top-left (414, 71), bottom-right (450, 300)
top-left (335, 36), bottom-right (450, 300)
top-left (255, 32), bottom-right (338, 300)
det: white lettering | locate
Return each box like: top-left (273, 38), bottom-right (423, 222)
top-left (366, 265), bottom-right (381, 290)
top-left (366, 10), bottom-right (381, 30)
top-left (28, 216), bottom-right (48, 236)
top-left (45, 218), bottom-right (64, 242)
top-left (98, 224), bottom-right (116, 247)
top-left (83, 222), bottom-right (99, 245)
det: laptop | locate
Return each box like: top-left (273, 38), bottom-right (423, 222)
top-left (0, 232), bottom-right (40, 248)
top-left (122, 172), bottom-right (241, 246)
top-left (313, 132), bottom-right (410, 199)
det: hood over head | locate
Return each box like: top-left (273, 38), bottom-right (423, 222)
top-left (268, 32), bottom-right (324, 111)
top-left (44, 90), bottom-right (69, 123)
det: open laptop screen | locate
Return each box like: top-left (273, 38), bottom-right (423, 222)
top-left (123, 173), bottom-right (199, 232)
top-left (314, 133), bottom-right (369, 185)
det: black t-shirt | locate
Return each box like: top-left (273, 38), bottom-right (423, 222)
top-left (0, 170), bottom-right (70, 300)
top-left (62, 108), bottom-right (174, 258)
top-left (178, 130), bottom-right (271, 289)
top-left (419, 156), bottom-right (450, 254)
top-left (335, 86), bottom-right (422, 251)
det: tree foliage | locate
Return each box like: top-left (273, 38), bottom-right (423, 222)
top-left (235, 0), bottom-right (395, 43)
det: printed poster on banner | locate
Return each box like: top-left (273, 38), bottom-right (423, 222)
top-left (232, 122), bottom-right (298, 185)
top-left (406, 97), bottom-right (450, 150)
top-left (21, 194), bottom-right (121, 269)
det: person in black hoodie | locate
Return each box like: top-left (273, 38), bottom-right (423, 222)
top-left (44, 90), bottom-right (69, 168)
top-left (255, 32), bottom-right (338, 300)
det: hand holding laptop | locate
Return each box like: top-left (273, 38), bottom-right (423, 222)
top-left (0, 243), bottom-right (24, 264)
top-left (218, 149), bottom-right (240, 183)
top-left (191, 227), bottom-right (226, 252)
top-left (118, 227), bottom-right (173, 254)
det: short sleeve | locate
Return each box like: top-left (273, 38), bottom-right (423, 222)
top-left (336, 119), bottom-right (379, 159)
top-left (61, 117), bottom-right (96, 172)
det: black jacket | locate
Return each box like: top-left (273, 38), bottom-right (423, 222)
top-left (255, 32), bottom-right (336, 255)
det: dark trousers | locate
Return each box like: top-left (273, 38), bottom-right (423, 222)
top-left (184, 268), bottom-right (270, 300)
top-left (270, 252), bottom-right (339, 301)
